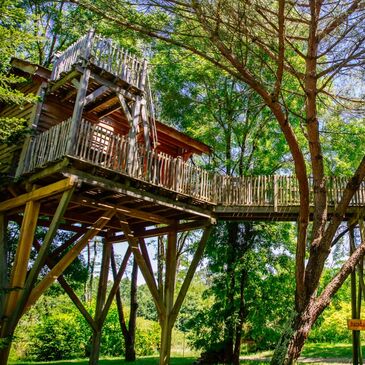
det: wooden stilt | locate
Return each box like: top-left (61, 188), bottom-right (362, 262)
top-left (118, 216), bottom-right (212, 365)
top-left (160, 230), bottom-right (177, 365)
top-left (9, 188), bottom-right (75, 330)
top-left (350, 225), bottom-right (360, 365)
top-left (89, 241), bottom-right (111, 365)
top-left (0, 201), bottom-right (40, 364)
top-left (118, 215), bottom-right (164, 317)
top-left (171, 225), bottom-right (213, 323)
top-left (99, 246), bottom-right (131, 323)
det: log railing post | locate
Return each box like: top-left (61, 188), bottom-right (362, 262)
top-left (273, 175), bottom-right (278, 212)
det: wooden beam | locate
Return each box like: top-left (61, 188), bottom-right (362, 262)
top-left (27, 158), bottom-right (70, 183)
top-left (8, 188), bottom-right (76, 330)
top-left (26, 209), bottom-right (115, 308)
top-left (0, 177), bottom-right (76, 212)
top-left (67, 67), bottom-right (91, 154)
top-left (85, 86), bottom-right (109, 106)
top-left (170, 225), bottom-right (213, 323)
top-left (118, 215), bottom-right (165, 316)
top-left (63, 169), bottom-right (215, 220)
top-left (48, 69), bottom-right (80, 93)
top-left (99, 246), bottom-right (131, 324)
top-left (3, 200), bottom-right (41, 318)
top-left (50, 232), bottom-right (83, 259)
top-left (116, 92), bottom-right (133, 122)
top-left (109, 220), bottom-right (212, 243)
top-left (72, 195), bottom-right (174, 225)
top-left (32, 239), bottom-right (98, 332)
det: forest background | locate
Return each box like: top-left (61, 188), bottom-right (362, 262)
top-left (2, 0), bottom-right (365, 363)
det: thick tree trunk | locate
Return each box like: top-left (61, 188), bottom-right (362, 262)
top-left (271, 303), bottom-right (315, 365)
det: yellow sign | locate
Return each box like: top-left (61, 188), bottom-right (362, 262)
top-left (347, 319), bottom-right (365, 330)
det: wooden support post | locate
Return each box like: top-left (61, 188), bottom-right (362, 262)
top-left (170, 225), bottom-right (213, 323)
top-left (89, 241), bottom-right (111, 365)
top-left (350, 225), bottom-right (360, 365)
top-left (118, 215), bottom-right (164, 317)
top-left (67, 65), bottom-right (91, 154)
top-left (16, 81), bottom-right (47, 177)
top-left (3, 201), bottom-right (40, 320)
top-left (160, 230), bottom-right (177, 365)
top-left (26, 209), bottom-right (115, 309)
top-left (99, 246), bottom-right (131, 324)
top-left (8, 188), bottom-right (75, 331)
top-left (0, 201), bottom-right (40, 364)
top-left (0, 177), bottom-right (75, 213)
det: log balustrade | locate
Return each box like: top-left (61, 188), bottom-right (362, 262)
top-left (18, 118), bottom-right (365, 208)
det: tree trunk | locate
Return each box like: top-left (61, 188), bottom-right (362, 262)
top-left (270, 304), bottom-right (315, 365)
top-left (232, 269), bottom-right (247, 365)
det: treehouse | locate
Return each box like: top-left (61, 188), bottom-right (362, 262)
top-left (2, 31), bottom-right (365, 365)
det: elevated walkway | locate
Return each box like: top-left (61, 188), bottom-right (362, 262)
top-left (15, 117), bottom-right (365, 223)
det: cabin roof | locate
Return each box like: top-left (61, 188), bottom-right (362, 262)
top-left (10, 58), bottom-right (212, 156)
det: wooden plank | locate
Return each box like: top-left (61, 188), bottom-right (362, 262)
top-left (0, 177), bottom-right (76, 212)
top-left (48, 70), bottom-right (80, 93)
top-left (71, 195), bottom-right (174, 225)
top-left (84, 86), bottom-right (109, 106)
top-left (26, 209), bottom-right (115, 308)
top-left (109, 220), bottom-right (212, 243)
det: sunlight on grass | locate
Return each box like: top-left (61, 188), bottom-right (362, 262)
top-left (10, 356), bottom-right (196, 365)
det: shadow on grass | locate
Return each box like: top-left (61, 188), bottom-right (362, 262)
top-left (11, 357), bottom-right (196, 365)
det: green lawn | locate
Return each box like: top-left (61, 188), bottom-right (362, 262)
top-left (301, 342), bottom-right (354, 358)
top-left (10, 343), bottom-right (357, 365)
top-left (10, 357), bottom-right (195, 365)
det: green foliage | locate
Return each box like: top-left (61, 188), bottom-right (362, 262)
top-left (186, 222), bottom-right (296, 352)
top-left (11, 293), bottom-right (160, 362)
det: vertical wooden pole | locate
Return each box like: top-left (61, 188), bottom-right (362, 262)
top-left (160, 230), bottom-right (177, 365)
top-left (0, 200), bottom-right (40, 364)
top-left (350, 226), bottom-right (360, 365)
top-left (67, 30), bottom-right (94, 155)
top-left (89, 241), bottom-right (111, 365)
top-left (3, 201), bottom-right (40, 320)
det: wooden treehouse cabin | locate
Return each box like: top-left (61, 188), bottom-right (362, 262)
top-left (1, 31), bottom-right (365, 365)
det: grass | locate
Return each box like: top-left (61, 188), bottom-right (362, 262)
top-left (10, 343), bottom-right (357, 365)
top-left (10, 357), bottom-right (195, 365)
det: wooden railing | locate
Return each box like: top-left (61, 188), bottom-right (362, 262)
top-left (19, 119), bottom-right (365, 208)
top-left (51, 32), bottom-right (145, 89)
